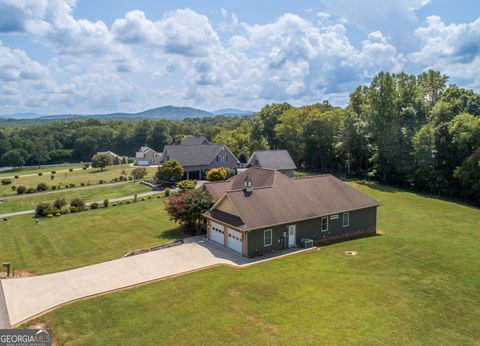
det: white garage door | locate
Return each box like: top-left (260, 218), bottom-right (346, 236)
top-left (227, 228), bottom-right (243, 254)
top-left (210, 222), bottom-right (225, 245)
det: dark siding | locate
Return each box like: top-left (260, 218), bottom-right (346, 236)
top-left (246, 206), bottom-right (377, 257)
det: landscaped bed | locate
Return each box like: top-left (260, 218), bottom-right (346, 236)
top-left (0, 198), bottom-right (181, 274)
top-left (30, 182), bottom-right (480, 345)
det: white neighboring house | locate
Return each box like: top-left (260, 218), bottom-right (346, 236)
top-left (135, 146), bottom-right (162, 166)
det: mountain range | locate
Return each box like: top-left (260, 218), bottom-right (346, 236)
top-left (0, 106), bottom-right (256, 121)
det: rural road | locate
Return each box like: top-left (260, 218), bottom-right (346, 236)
top-left (0, 190), bottom-right (163, 219)
top-left (0, 282), bottom-right (10, 328)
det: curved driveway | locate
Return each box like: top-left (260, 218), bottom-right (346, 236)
top-left (1, 237), bottom-right (311, 326)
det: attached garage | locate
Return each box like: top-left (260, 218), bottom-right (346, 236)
top-left (227, 228), bottom-right (243, 254)
top-left (210, 222), bottom-right (225, 245)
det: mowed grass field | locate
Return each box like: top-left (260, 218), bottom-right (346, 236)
top-left (0, 164), bottom-right (156, 196)
top-left (0, 163), bottom-right (84, 178)
top-left (0, 182), bottom-right (151, 214)
top-left (34, 182), bottom-right (480, 345)
top-left (0, 198), bottom-right (180, 274)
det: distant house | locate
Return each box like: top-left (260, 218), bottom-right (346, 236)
top-left (162, 137), bottom-right (239, 179)
top-left (180, 136), bottom-right (210, 145)
top-left (204, 167), bottom-right (379, 257)
top-left (246, 150), bottom-right (297, 177)
top-left (135, 146), bottom-right (162, 166)
top-left (97, 151), bottom-right (127, 164)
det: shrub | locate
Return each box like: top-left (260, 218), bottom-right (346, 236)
top-left (16, 185), bottom-right (26, 194)
top-left (103, 199), bottom-right (109, 207)
top-left (69, 168), bottom-right (74, 172)
top-left (164, 188), bottom-right (171, 197)
top-left (26, 187), bottom-right (36, 194)
top-left (82, 166), bottom-right (87, 170)
top-left (1, 178), bottom-right (12, 185)
top-left (36, 202), bottom-right (58, 217)
top-left (155, 160), bottom-right (184, 183)
top-left (126, 200), bottom-right (132, 204)
top-left (157, 194), bottom-right (162, 199)
top-left (14, 175), bottom-right (19, 179)
top-left (51, 171), bottom-right (56, 174)
top-left (112, 177), bottom-right (119, 182)
top-left (70, 198), bottom-right (86, 211)
top-left (90, 202), bottom-right (99, 209)
top-left (148, 195), bottom-right (152, 199)
top-left (11, 185), bottom-right (16, 191)
top-left (206, 168), bottom-right (228, 181)
top-left (47, 214), bottom-right (53, 218)
top-left (131, 167), bottom-right (148, 180)
top-left (99, 180), bottom-right (105, 184)
top-left (69, 183), bottom-right (75, 188)
top-left (38, 172), bottom-right (43, 176)
top-left (53, 198), bottom-right (67, 210)
top-left (55, 212), bottom-right (61, 217)
top-left (36, 182), bottom-right (49, 192)
top-left (112, 202), bottom-right (118, 206)
top-left (52, 185), bottom-right (57, 190)
top-left (80, 182), bottom-right (85, 186)
top-left (140, 197), bottom-right (146, 201)
top-left (177, 180), bottom-right (197, 191)
top-left (50, 175), bottom-right (55, 180)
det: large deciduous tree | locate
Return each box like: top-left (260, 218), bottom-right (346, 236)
top-left (91, 153), bottom-right (113, 171)
top-left (155, 160), bottom-right (184, 183)
top-left (164, 189), bottom-right (213, 232)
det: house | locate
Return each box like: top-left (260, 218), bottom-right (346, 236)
top-left (246, 150), bottom-right (297, 177)
top-left (135, 146), bottom-right (162, 166)
top-left (203, 167), bottom-right (379, 257)
top-left (180, 136), bottom-right (210, 145)
top-left (97, 151), bottom-right (127, 164)
top-left (162, 139), bottom-right (239, 179)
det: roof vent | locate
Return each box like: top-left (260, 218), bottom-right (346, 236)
top-left (243, 177), bottom-right (253, 193)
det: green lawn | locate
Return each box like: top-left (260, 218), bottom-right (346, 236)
top-left (0, 163), bottom-right (84, 178)
top-left (0, 164), bottom-right (156, 197)
top-left (0, 198), bottom-right (180, 274)
top-left (34, 182), bottom-right (480, 345)
top-left (0, 182), bottom-right (152, 214)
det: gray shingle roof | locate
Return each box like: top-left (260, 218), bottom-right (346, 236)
top-left (247, 150), bottom-right (297, 170)
top-left (163, 144), bottom-right (225, 167)
top-left (206, 168), bottom-right (379, 230)
top-left (180, 136), bottom-right (210, 145)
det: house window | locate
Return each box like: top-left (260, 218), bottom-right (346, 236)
top-left (342, 212), bottom-right (349, 227)
top-left (217, 156), bottom-right (219, 162)
top-left (321, 217), bottom-right (328, 232)
top-left (264, 229), bottom-right (272, 246)
top-left (225, 155), bottom-right (228, 162)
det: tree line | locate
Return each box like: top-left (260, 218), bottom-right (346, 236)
top-left (1, 70), bottom-right (479, 202)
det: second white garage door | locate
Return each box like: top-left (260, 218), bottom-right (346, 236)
top-left (210, 222), bottom-right (225, 245)
top-left (227, 228), bottom-right (243, 254)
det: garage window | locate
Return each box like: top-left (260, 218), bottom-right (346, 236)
top-left (321, 217), bottom-right (328, 232)
top-left (264, 229), bottom-right (272, 246)
top-left (342, 212), bottom-right (349, 227)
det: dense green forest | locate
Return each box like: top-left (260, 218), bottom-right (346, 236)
top-left (1, 70), bottom-right (479, 202)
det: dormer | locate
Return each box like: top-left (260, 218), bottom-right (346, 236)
top-left (243, 176), bottom-right (253, 193)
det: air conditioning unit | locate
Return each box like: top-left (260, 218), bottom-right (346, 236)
top-left (299, 238), bottom-right (314, 248)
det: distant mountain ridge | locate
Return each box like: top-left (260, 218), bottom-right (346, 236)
top-left (0, 106), bottom-right (256, 121)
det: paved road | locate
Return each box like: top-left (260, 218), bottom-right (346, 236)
top-left (0, 190), bottom-right (163, 219)
top-left (1, 237), bottom-right (311, 326)
top-left (0, 282), bottom-right (10, 328)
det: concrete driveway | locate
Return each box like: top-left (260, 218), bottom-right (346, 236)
top-left (1, 237), bottom-right (311, 326)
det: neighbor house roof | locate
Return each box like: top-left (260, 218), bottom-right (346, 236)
top-left (180, 136), bottom-right (210, 145)
top-left (163, 144), bottom-right (238, 167)
top-left (205, 168), bottom-right (379, 230)
top-left (247, 150), bottom-right (297, 170)
top-left (137, 146), bottom-right (158, 154)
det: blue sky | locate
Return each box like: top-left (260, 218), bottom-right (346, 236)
top-left (0, 0), bottom-right (479, 115)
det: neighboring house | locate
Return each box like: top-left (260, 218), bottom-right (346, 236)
top-left (180, 136), bottom-right (210, 145)
top-left (97, 151), bottom-right (127, 164)
top-left (162, 140), bottom-right (239, 179)
top-left (135, 146), bottom-right (162, 166)
top-left (246, 150), bottom-right (297, 177)
top-left (203, 167), bottom-right (379, 257)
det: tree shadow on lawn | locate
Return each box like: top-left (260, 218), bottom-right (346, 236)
top-left (355, 180), bottom-right (480, 210)
top-left (155, 227), bottom-right (184, 241)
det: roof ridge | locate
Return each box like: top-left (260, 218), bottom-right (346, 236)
top-left (293, 174), bottom-right (332, 180)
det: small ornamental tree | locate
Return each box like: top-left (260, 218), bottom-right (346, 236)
top-left (131, 167), bottom-right (148, 180)
top-left (164, 189), bottom-right (213, 232)
top-left (54, 198), bottom-right (67, 210)
top-left (36, 182), bottom-right (49, 192)
top-left (155, 160), bottom-right (184, 184)
top-left (70, 198), bottom-right (86, 211)
top-left (177, 180), bottom-right (197, 191)
top-left (206, 167), bottom-right (228, 181)
top-left (91, 153), bottom-right (113, 171)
